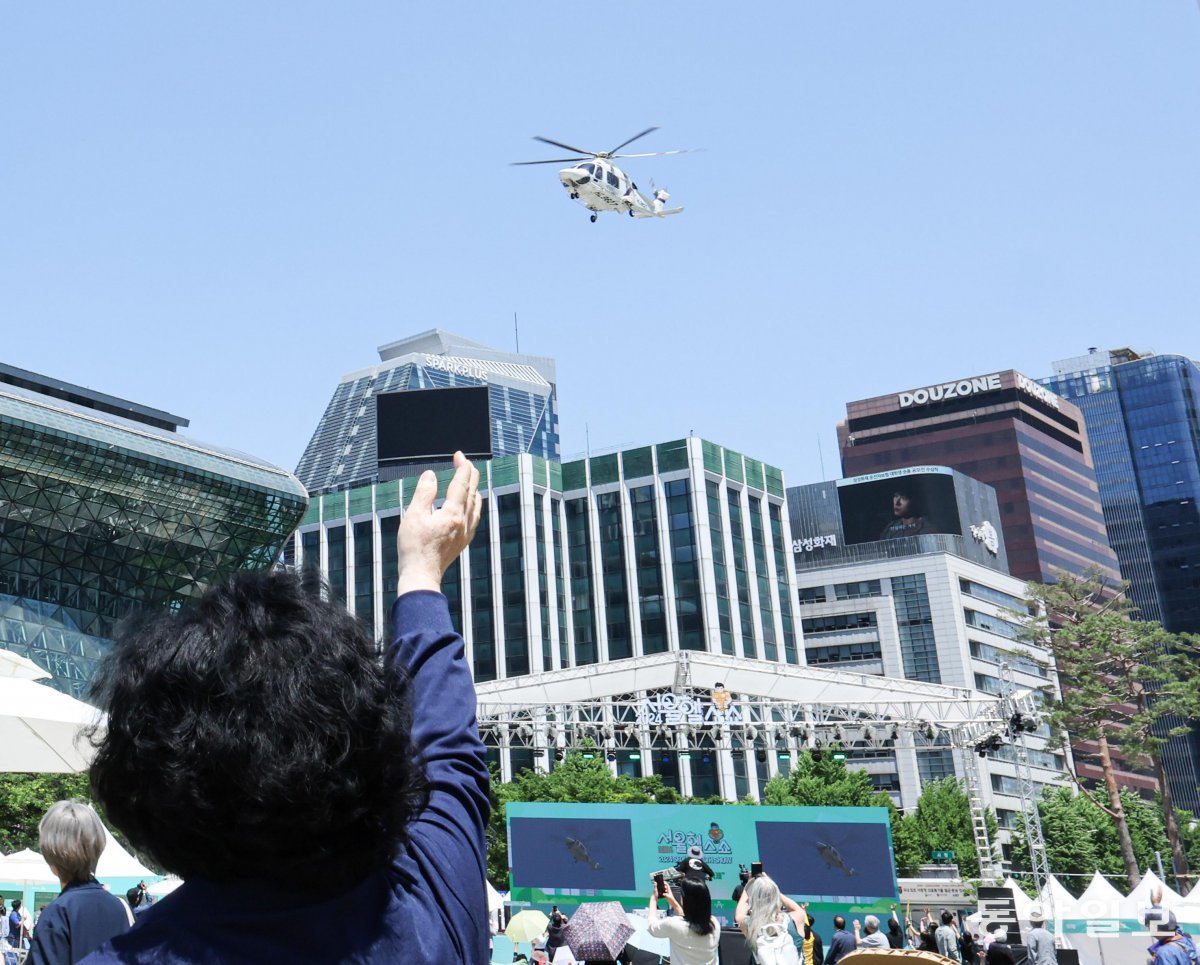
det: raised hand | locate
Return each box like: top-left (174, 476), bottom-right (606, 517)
top-left (396, 452), bottom-right (482, 596)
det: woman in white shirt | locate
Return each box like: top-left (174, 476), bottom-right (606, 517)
top-left (647, 877), bottom-right (720, 965)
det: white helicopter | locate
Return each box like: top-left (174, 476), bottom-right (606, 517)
top-left (512, 126), bottom-right (695, 222)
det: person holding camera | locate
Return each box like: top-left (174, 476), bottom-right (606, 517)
top-left (648, 878), bottom-right (719, 965)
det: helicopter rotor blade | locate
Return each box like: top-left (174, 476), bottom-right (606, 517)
top-left (510, 157), bottom-right (592, 166)
top-left (611, 148), bottom-right (699, 159)
top-left (608, 126), bottom-right (660, 155)
top-left (533, 136), bottom-right (597, 156)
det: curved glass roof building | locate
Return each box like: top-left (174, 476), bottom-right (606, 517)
top-left (0, 365), bottom-right (308, 697)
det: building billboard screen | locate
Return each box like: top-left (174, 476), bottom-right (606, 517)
top-left (837, 469), bottom-right (962, 545)
top-left (376, 386), bottom-right (492, 463)
top-left (506, 802), bottom-right (898, 924)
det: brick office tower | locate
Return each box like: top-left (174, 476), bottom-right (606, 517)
top-left (838, 369), bottom-right (1120, 585)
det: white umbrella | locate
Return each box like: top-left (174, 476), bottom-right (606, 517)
top-left (0, 649), bottom-right (49, 679)
top-left (0, 848), bottom-right (58, 886)
top-left (625, 911), bottom-right (671, 958)
top-left (486, 879), bottom-right (504, 914)
top-left (0, 672), bottom-right (102, 772)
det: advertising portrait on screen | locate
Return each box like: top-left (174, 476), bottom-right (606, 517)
top-left (837, 468), bottom-right (962, 546)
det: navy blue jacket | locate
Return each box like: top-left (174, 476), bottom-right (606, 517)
top-left (824, 927), bottom-right (857, 965)
top-left (28, 881), bottom-right (129, 964)
top-left (81, 591), bottom-right (491, 964)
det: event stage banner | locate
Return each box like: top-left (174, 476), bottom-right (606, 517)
top-left (506, 802), bottom-right (899, 920)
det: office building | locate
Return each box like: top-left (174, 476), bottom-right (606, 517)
top-left (296, 330), bottom-right (559, 494)
top-left (838, 369), bottom-right (1121, 585)
top-left (291, 335), bottom-right (1035, 818)
top-left (788, 467), bottom-right (1079, 839)
top-left (0, 364), bottom-right (308, 697)
top-left (1042, 348), bottom-right (1200, 812)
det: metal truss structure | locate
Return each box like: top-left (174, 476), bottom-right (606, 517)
top-left (475, 651), bottom-right (1053, 883)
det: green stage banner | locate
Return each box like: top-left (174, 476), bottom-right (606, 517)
top-left (506, 802), bottom-right (899, 922)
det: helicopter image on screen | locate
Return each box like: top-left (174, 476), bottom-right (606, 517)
top-left (512, 127), bottom-right (696, 222)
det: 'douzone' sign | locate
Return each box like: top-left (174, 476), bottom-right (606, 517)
top-left (898, 374), bottom-right (1002, 408)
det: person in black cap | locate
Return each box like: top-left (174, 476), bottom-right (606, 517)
top-left (675, 845), bottom-right (714, 882)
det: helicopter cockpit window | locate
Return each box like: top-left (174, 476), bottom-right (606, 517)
top-left (579, 162), bottom-right (595, 176)
top-left (607, 170), bottom-right (619, 188)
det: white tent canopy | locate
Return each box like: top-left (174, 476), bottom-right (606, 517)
top-left (0, 848), bottom-right (57, 886)
top-left (1122, 869), bottom-right (1184, 922)
top-left (1001, 877), bottom-right (1035, 920)
top-left (96, 823), bottom-right (155, 880)
top-left (1035, 876), bottom-right (1078, 919)
top-left (1073, 871), bottom-right (1126, 921)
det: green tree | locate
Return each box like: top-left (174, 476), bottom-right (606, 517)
top-left (890, 778), bottom-right (997, 879)
top-left (761, 751), bottom-right (896, 809)
top-left (0, 773), bottom-right (91, 852)
top-left (1008, 786), bottom-right (1199, 893)
top-left (1025, 569), bottom-right (1200, 887)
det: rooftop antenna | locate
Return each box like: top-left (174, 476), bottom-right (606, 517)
top-left (514, 312), bottom-right (520, 353)
top-left (817, 434), bottom-right (827, 480)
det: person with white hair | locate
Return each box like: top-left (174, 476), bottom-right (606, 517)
top-left (27, 800), bottom-right (131, 964)
top-left (735, 874), bottom-right (806, 964)
top-left (984, 927), bottom-right (1015, 965)
top-left (854, 914), bottom-right (890, 949)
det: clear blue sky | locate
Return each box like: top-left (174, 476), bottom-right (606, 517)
top-left (3, 4), bottom-right (1198, 486)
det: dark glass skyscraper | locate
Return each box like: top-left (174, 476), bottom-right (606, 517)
top-left (1043, 349), bottom-right (1200, 814)
top-left (1043, 349), bottom-right (1200, 632)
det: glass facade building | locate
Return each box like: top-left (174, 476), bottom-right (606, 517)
top-left (1042, 349), bottom-right (1200, 812)
top-left (838, 369), bottom-right (1121, 585)
top-left (289, 436), bottom-right (808, 800)
top-left (296, 329), bottom-right (558, 494)
top-left (0, 369), bottom-right (308, 697)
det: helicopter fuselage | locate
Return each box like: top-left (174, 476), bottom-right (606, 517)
top-left (558, 159), bottom-right (653, 216)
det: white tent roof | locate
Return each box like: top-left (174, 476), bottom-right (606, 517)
top-left (96, 823), bottom-right (155, 880)
top-left (487, 879), bottom-right (504, 913)
top-left (1036, 876), bottom-right (1078, 919)
top-left (0, 848), bottom-right (57, 885)
top-left (1073, 871), bottom-right (1126, 921)
top-left (1001, 878), bottom-right (1035, 919)
top-left (1123, 869), bottom-right (1184, 921)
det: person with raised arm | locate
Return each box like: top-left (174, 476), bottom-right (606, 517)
top-left (82, 453), bottom-right (487, 964)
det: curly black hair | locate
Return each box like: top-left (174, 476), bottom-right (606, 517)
top-left (88, 569), bottom-right (428, 890)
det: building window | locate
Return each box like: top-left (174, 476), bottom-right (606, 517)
top-left (768, 503), bottom-right (799, 664)
top-left (353, 520), bottom-right (374, 635)
top-left (749, 496), bottom-right (778, 661)
top-left (964, 607), bottom-right (1023, 640)
top-left (959, 578), bottom-right (1034, 613)
top-left (566, 497), bottom-right (597, 665)
top-left (805, 640), bottom-right (882, 666)
top-left (498, 493), bottom-right (529, 677)
top-left (469, 502), bottom-right (496, 682)
top-left (535, 494), bottom-right (552, 670)
top-left (969, 639), bottom-right (1048, 677)
top-left (551, 498), bottom-right (569, 668)
top-left (834, 579), bottom-right (882, 601)
top-left (727, 487), bottom-right (757, 658)
top-left (631, 485), bottom-right (668, 655)
top-left (802, 612), bottom-right (878, 634)
top-left (893, 574), bottom-right (941, 683)
top-left (326, 526), bottom-right (347, 604)
top-left (917, 749), bottom-right (956, 784)
top-left (666, 479), bottom-right (705, 650)
top-left (706, 481), bottom-right (735, 655)
top-left (797, 585), bottom-right (827, 605)
top-left (594, 491), bottom-right (632, 660)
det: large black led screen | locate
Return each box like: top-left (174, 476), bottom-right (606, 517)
top-left (376, 387), bottom-right (492, 462)
top-left (838, 472), bottom-right (961, 545)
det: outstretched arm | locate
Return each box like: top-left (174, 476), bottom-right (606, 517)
top-left (389, 455), bottom-right (486, 954)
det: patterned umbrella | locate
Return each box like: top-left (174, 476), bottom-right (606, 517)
top-left (561, 901), bottom-right (635, 961)
top-left (506, 909), bottom-right (550, 943)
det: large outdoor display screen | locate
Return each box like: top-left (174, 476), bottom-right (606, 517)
top-left (837, 469), bottom-right (961, 545)
top-left (376, 386), bottom-right (492, 463)
top-left (505, 802), bottom-right (898, 924)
